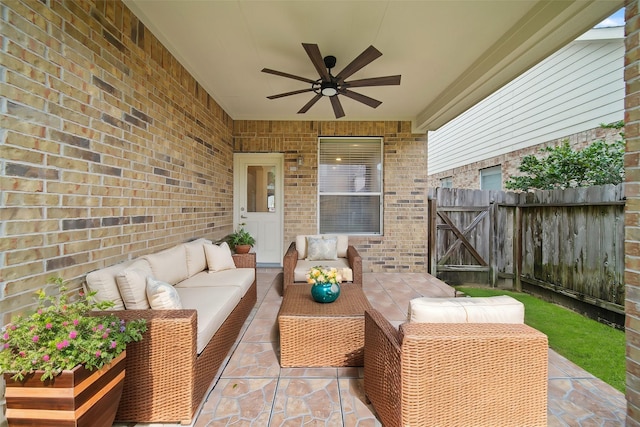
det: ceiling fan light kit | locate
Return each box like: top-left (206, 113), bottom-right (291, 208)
top-left (262, 43), bottom-right (401, 119)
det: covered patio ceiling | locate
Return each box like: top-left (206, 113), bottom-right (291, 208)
top-left (124, 0), bottom-right (623, 132)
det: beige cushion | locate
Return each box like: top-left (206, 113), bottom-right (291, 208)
top-left (176, 268), bottom-right (255, 294)
top-left (205, 242), bottom-right (237, 272)
top-left (184, 238), bottom-right (211, 277)
top-left (115, 258), bottom-right (152, 309)
top-left (176, 286), bottom-right (242, 354)
top-left (85, 261), bottom-right (131, 310)
top-left (145, 244), bottom-right (189, 285)
top-left (146, 276), bottom-right (182, 310)
top-left (408, 296), bottom-right (524, 324)
top-left (296, 235), bottom-right (348, 259)
top-left (293, 258), bottom-right (350, 282)
top-left (306, 236), bottom-right (338, 261)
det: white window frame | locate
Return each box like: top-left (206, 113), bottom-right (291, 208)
top-left (480, 165), bottom-right (502, 190)
top-left (317, 137), bottom-right (383, 235)
top-left (440, 176), bottom-right (453, 188)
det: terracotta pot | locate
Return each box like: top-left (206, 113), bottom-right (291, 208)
top-left (234, 244), bottom-right (252, 254)
top-left (4, 351), bottom-right (126, 427)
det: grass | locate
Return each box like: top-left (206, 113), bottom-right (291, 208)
top-left (456, 286), bottom-right (626, 393)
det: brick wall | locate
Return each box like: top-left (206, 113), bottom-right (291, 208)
top-left (428, 126), bottom-right (622, 189)
top-left (234, 120), bottom-right (429, 272)
top-left (0, 0), bottom-right (235, 324)
top-left (627, 1), bottom-right (640, 424)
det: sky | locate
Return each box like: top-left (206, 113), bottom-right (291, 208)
top-left (595, 8), bottom-right (625, 28)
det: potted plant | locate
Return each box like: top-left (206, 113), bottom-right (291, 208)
top-left (0, 277), bottom-right (147, 427)
top-left (306, 266), bottom-right (343, 303)
top-left (226, 224), bottom-right (256, 254)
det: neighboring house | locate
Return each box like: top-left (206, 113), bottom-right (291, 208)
top-left (427, 26), bottom-right (625, 190)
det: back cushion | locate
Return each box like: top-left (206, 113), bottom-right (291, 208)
top-left (296, 235), bottom-right (348, 259)
top-left (184, 238), bottom-right (211, 277)
top-left (408, 296), bottom-right (524, 324)
top-left (145, 244), bottom-right (189, 285)
top-left (115, 258), bottom-right (153, 309)
top-left (85, 261), bottom-right (131, 310)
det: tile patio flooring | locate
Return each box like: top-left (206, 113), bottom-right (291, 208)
top-left (118, 268), bottom-right (627, 427)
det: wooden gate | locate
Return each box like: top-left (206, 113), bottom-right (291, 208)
top-left (428, 188), bottom-right (496, 285)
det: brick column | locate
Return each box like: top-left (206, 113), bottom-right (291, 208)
top-left (627, 1), bottom-right (640, 424)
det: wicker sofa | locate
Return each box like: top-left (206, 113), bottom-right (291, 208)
top-left (364, 297), bottom-right (548, 427)
top-left (283, 234), bottom-right (362, 292)
top-left (85, 238), bottom-right (256, 425)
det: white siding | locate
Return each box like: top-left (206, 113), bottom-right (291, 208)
top-left (428, 27), bottom-right (625, 175)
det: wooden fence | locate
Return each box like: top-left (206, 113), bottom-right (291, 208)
top-left (428, 185), bottom-right (625, 318)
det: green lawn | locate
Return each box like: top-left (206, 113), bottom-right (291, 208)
top-left (456, 286), bottom-right (626, 393)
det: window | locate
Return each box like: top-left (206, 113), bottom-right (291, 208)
top-left (440, 177), bottom-right (453, 188)
top-left (480, 165), bottom-right (502, 190)
top-left (318, 138), bottom-right (383, 235)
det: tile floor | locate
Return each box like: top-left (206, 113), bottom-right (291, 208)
top-left (116, 268), bottom-right (627, 426)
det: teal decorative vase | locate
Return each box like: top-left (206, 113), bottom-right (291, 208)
top-left (311, 282), bottom-right (341, 303)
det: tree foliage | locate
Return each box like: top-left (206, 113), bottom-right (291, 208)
top-left (505, 121), bottom-right (625, 191)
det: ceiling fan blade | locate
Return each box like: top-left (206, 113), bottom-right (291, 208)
top-left (267, 88), bottom-right (315, 99)
top-left (302, 43), bottom-right (330, 81)
top-left (335, 45), bottom-right (382, 82)
top-left (262, 68), bottom-right (316, 84)
top-left (330, 96), bottom-right (345, 119)
top-left (341, 89), bottom-right (382, 109)
top-left (345, 75), bottom-right (401, 88)
top-left (298, 94), bottom-right (323, 114)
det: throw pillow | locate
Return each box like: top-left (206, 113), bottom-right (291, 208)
top-left (205, 242), bottom-right (237, 272)
top-left (306, 236), bottom-right (338, 261)
top-left (146, 276), bottom-right (182, 310)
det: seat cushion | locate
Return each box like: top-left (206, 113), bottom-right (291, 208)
top-left (176, 286), bottom-right (242, 354)
top-left (296, 235), bottom-right (348, 259)
top-left (176, 268), bottom-right (255, 295)
top-left (408, 296), bottom-right (524, 324)
top-left (293, 258), bottom-right (350, 282)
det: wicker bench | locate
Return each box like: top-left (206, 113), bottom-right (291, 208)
top-left (278, 284), bottom-right (372, 367)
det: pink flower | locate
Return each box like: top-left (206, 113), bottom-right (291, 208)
top-left (69, 330), bottom-right (77, 339)
top-left (18, 351), bottom-right (25, 357)
top-left (42, 354), bottom-right (50, 362)
top-left (97, 324), bottom-right (103, 330)
top-left (73, 319), bottom-right (79, 326)
top-left (2, 332), bottom-right (9, 340)
top-left (45, 323), bottom-right (52, 329)
top-left (62, 321), bottom-right (69, 327)
top-left (102, 333), bottom-right (108, 339)
top-left (111, 341), bottom-right (117, 349)
top-left (56, 340), bottom-right (69, 350)
top-left (3, 343), bottom-right (9, 349)
top-left (32, 335), bottom-right (39, 342)
top-left (95, 350), bottom-right (101, 357)
top-left (37, 309), bottom-right (42, 315)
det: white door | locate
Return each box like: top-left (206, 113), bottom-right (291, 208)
top-left (233, 153), bottom-right (284, 265)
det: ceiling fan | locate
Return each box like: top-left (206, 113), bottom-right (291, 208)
top-left (262, 43), bottom-right (401, 119)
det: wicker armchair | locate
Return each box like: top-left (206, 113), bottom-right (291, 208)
top-left (283, 236), bottom-right (362, 292)
top-left (364, 309), bottom-right (548, 427)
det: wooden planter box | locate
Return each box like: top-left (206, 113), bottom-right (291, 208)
top-left (4, 351), bottom-right (126, 427)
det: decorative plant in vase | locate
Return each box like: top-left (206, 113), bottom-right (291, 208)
top-left (226, 224), bottom-right (256, 254)
top-left (0, 276), bottom-right (147, 427)
top-left (306, 266), bottom-right (343, 303)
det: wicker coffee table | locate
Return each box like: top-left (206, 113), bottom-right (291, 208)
top-left (278, 283), bottom-right (372, 367)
